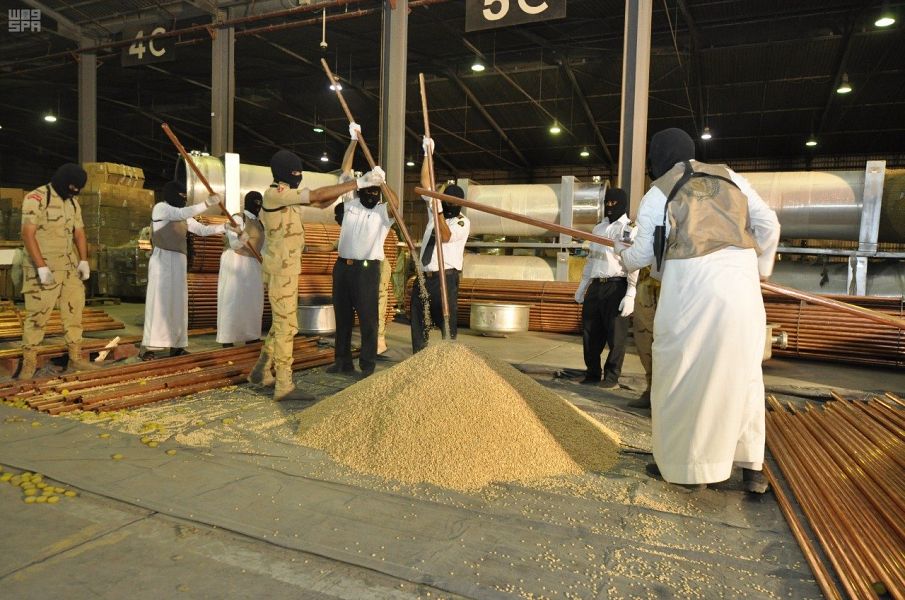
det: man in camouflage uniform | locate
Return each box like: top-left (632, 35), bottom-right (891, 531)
top-left (19, 163), bottom-right (98, 379)
top-left (247, 147), bottom-right (385, 402)
top-left (628, 267), bottom-right (660, 409)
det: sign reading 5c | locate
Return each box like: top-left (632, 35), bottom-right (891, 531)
top-left (467, 0), bottom-right (565, 31)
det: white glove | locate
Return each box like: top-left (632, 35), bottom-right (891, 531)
top-left (238, 231), bottom-right (250, 243)
top-left (422, 136), bottom-right (435, 155)
top-left (205, 193), bottom-right (222, 207)
top-left (348, 122), bottom-right (361, 141)
top-left (77, 260), bottom-right (90, 281)
top-left (356, 166), bottom-right (386, 189)
top-left (619, 294), bottom-right (635, 317)
top-left (37, 266), bottom-right (55, 286)
top-left (225, 221), bottom-right (244, 235)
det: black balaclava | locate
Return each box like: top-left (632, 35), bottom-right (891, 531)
top-left (603, 187), bottom-right (628, 222)
top-left (358, 186), bottom-right (381, 210)
top-left (647, 128), bottom-right (696, 180)
top-left (441, 184), bottom-right (464, 219)
top-left (270, 150), bottom-right (303, 189)
top-left (244, 191), bottom-right (263, 216)
top-left (334, 201), bottom-right (345, 225)
top-left (163, 181), bottom-right (187, 208)
top-left (50, 163), bottom-right (87, 200)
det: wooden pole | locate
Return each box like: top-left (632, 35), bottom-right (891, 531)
top-left (419, 186), bottom-right (905, 331)
top-left (160, 123), bottom-right (263, 263)
top-left (418, 73), bottom-right (451, 337)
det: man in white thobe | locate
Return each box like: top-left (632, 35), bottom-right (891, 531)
top-left (141, 182), bottom-right (238, 359)
top-left (618, 128), bottom-right (780, 493)
top-left (217, 190), bottom-right (265, 346)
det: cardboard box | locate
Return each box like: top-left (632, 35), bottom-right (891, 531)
top-left (0, 188), bottom-right (24, 209)
top-left (83, 162), bottom-right (146, 189)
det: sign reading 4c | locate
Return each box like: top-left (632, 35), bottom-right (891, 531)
top-left (466, 0), bottom-right (566, 32)
top-left (121, 25), bottom-right (176, 67)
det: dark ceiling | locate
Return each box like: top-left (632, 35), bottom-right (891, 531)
top-left (1, 0), bottom-right (904, 190)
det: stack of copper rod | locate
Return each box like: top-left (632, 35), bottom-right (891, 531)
top-left (186, 223), bottom-right (399, 330)
top-left (0, 337), bottom-right (332, 414)
top-left (763, 291), bottom-right (904, 367)
top-left (0, 307), bottom-right (124, 340)
top-left (0, 335), bottom-right (142, 361)
top-left (404, 277), bottom-right (582, 334)
top-left (766, 393), bottom-right (905, 598)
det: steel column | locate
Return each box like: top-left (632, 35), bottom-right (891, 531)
top-left (618, 0), bottom-right (652, 217)
top-left (848, 160), bottom-right (885, 295)
top-left (379, 0), bottom-right (408, 217)
top-left (211, 16), bottom-right (235, 156)
top-left (78, 37), bottom-right (97, 163)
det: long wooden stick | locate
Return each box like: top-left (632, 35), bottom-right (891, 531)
top-left (418, 186), bottom-right (905, 331)
top-left (160, 123), bottom-right (263, 263)
top-left (319, 60), bottom-right (419, 261)
top-left (418, 72), bottom-right (450, 334)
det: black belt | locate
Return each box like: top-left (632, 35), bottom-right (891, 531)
top-left (424, 268), bottom-right (459, 278)
top-left (338, 257), bottom-right (378, 266)
top-left (591, 276), bottom-right (626, 284)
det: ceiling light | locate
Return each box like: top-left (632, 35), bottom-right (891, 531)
top-left (579, 147), bottom-right (590, 158)
top-left (700, 126), bottom-right (712, 140)
top-left (312, 124), bottom-right (324, 133)
top-left (471, 60), bottom-right (485, 72)
top-left (805, 137), bottom-right (818, 147)
top-left (875, 13), bottom-right (896, 27)
top-left (320, 152), bottom-right (329, 162)
top-left (406, 159), bottom-right (415, 167)
top-left (329, 82), bottom-right (342, 91)
top-left (43, 112), bottom-right (57, 123)
top-left (836, 73), bottom-right (853, 94)
top-left (549, 121), bottom-right (561, 135)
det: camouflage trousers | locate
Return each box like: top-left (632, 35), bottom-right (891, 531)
top-left (22, 265), bottom-right (84, 349)
top-left (633, 272), bottom-right (661, 390)
top-left (377, 258), bottom-right (392, 339)
top-left (262, 272), bottom-right (299, 375)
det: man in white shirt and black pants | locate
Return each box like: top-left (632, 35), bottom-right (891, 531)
top-left (411, 137), bottom-right (471, 353)
top-left (575, 187), bottom-right (638, 388)
top-left (328, 124), bottom-right (397, 377)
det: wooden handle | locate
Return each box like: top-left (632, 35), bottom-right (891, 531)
top-left (160, 123), bottom-right (262, 263)
top-left (760, 281), bottom-right (905, 330)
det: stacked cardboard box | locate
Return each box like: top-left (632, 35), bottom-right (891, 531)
top-left (0, 188), bottom-right (24, 241)
top-left (93, 245), bottom-right (149, 299)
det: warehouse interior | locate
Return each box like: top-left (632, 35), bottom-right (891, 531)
top-left (1, 1), bottom-right (904, 599)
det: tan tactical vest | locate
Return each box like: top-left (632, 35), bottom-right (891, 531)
top-left (229, 214), bottom-right (265, 257)
top-left (653, 162), bottom-right (757, 261)
top-left (23, 185), bottom-right (82, 271)
top-left (260, 185), bottom-right (305, 276)
top-left (151, 219), bottom-right (189, 255)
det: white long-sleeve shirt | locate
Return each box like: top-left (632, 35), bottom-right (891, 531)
top-left (419, 200), bottom-right (470, 271)
top-left (151, 202), bottom-right (225, 237)
top-left (619, 162), bottom-right (780, 278)
top-left (575, 214), bottom-right (639, 303)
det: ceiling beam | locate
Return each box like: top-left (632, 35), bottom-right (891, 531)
top-left (814, 8), bottom-right (864, 136)
top-left (675, 0), bottom-right (706, 133)
top-left (559, 60), bottom-right (616, 171)
top-left (20, 0), bottom-right (82, 41)
top-left (446, 71), bottom-right (530, 169)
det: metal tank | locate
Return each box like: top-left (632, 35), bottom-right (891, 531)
top-left (770, 260), bottom-right (905, 297)
top-left (462, 254), bottom-right (557, 281)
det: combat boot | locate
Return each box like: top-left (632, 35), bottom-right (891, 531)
top-left (247, 351), bottom-right (275, 387)
top-left (18, 349), bottom-right (38, 380)
top-left (273, 371), bottom-right (315, 402)
top-left (67, 345), bottom-right (101, 372)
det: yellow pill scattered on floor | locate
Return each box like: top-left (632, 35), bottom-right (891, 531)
top-left (36, 482), bottom-right (47, 489)
top-left (61, 389), bottom-right (69, 396)
top-left (35, 496), bottom-right (47, 503)
top-left (99, 433), bottom-right (111, 439)
top-left (140, 436), bottom-right (151, 444)
top-left (148, 441), bottom-right (159, 448)
top-left (21, 482), bottom-right (34, 489)
top-left (43, 488), bottom-right (54, 495)
top-left (1, 474), bottom-right (12, 482)
top-left (31, 422), bottom-right (41, 427)
top-left (24, 496), bottom-right (36, 504)
top-left (112, 454), bottom-right (123, 460)
top-left (165, 449), bottom-right (177, 456)
top-left (31, 475), bottom-right (42, 482)
top-left (47, 496), bottom-right (60, 504)
top-left (10, 476), bottom-right (21, 485)
top-left (54, 487), bottom-right (65, 494)
top-left (222, 418), bottom-right (234, 425)
top-left (64, 490), bottom-right (77, 497)
top-left (24, 488), bottom-right (37, 496)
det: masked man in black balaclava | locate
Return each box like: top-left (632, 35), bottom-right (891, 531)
top-left (217, 190), bottom-right (267, 347)
top-left (19, 163), bottom-right (97, 379)
top-left (327, 123), bottom-right (398, 377)
top-left (616, 127), bottom-right (781, 494)
top-left (141, 181), bottom-right (235, 360)
top-left (574, 187), bottom-right (637, 389)
top-left (248, 123), bottom-right (387, 400)
top-left (410, 137), bottom-right (472, 353)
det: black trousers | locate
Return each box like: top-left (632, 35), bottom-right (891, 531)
top-left (333, 258), bottom-right (382, 373)
top-left (581, 278), bottom-right (629, 381)
top-left (410, 269), bottom-right (460, 353)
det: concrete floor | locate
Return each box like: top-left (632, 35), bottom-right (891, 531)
top-left (1, 302), bottom-right (902, 599)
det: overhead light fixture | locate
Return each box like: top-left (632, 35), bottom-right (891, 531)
top-left (579, 147), bottom-right (590, 158)
top-left (549, 121), bottom-right (562, 135)
top-left (471, 60), bottom-right (486, 72)
top-left (320, 152), bottom-right (329, 162)
top-left (701, 126), bottom-right (713, 140)
top-left (312, 124), bottom-right (324, 133)
top-left (329, 82), bottom-right (343, 91)
top-left (836, 73), bottom-right (853, 94)
top-left (405, 158), bottom-right (416, 167)
top-left (43, 112), bottom-right (57, 123)
top-left (875, 14), bottom-right (895, 26)
top-left (805, 137), bottom-right (818, 147)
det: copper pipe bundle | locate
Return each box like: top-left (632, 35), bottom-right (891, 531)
top-left (0, 335), bottom-right (142, 361)
top-left (0, 308), bottom-right (124, 340)
top-left (766, 394), bottom-right (905, 599)
top-left (764, 291), bottom-right (904, 367)
top-left (0, 337), bottom-right (332, 414)
top-left (186, 223), bottom-right (399, 330)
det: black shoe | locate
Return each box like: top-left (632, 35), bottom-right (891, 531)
top-left (742, 468), bottom-right (769, 494)
top-left (645, 463), bottom-right (706, 491)
top-left (628, 390), bottom-right (651, 409)
top-left (325, 363), bottom-right (355, 374)
top-left (221, 343), bottom-right (234, 348)
top-left (580, 376), bottom-right (600, 385)
top-left (600, 378), bottom-right (620, 390)
top-left (139, 350), bottom-right (157, 361)
top-left (170, 348), bottom-right (190, 357)
top-left (359, 368), bottom-right (374, 379)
